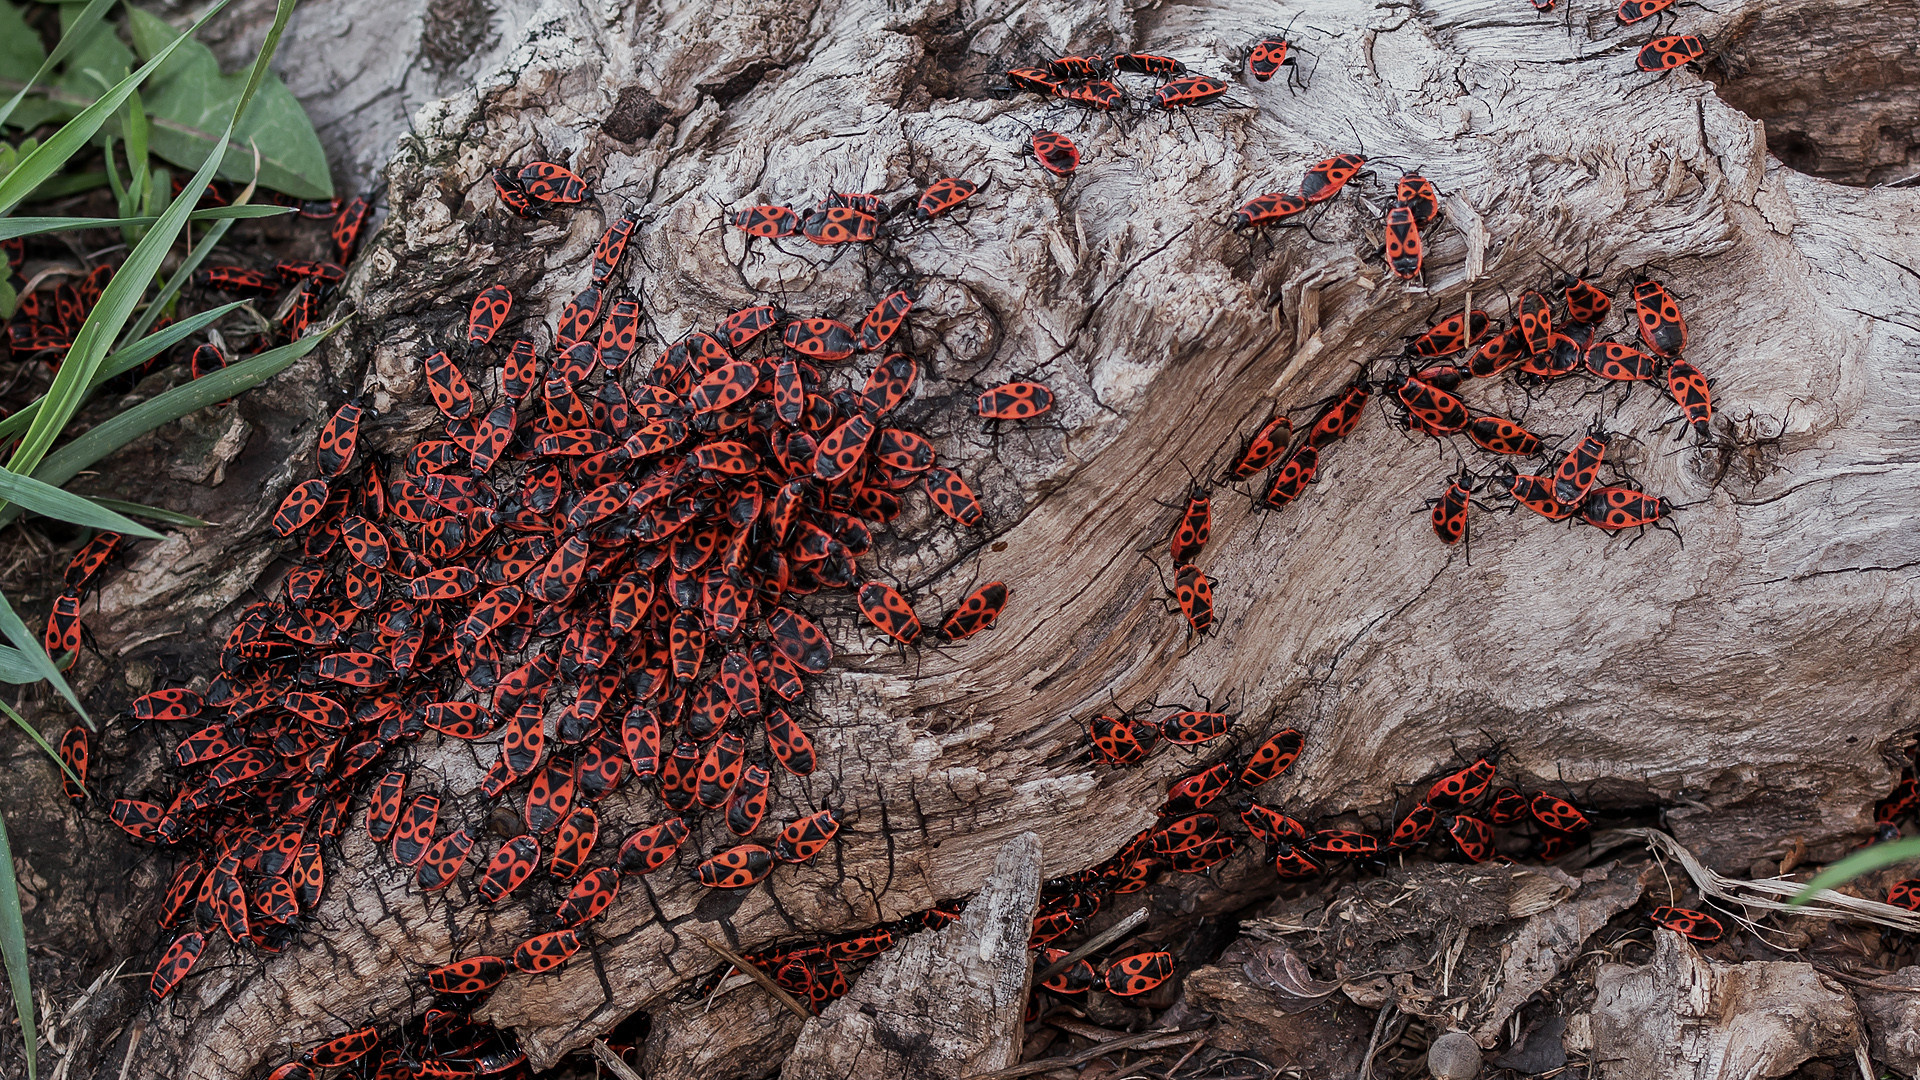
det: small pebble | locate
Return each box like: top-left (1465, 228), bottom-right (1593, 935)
top-left (1428, 1031), bottom-right (1482, 1080)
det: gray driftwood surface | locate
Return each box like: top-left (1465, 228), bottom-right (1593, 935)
top-left (10, 0), bottom-right (1920, 1075)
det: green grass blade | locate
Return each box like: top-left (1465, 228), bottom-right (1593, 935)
top-left (15, 326), bottom-right (334, 500)
top-left (1789, 837), bottom-right (1920, 906)
top-left (0, 699), bottom-right (83, 792)
top-left (0, 591), bottom-right (84, 726)
top-left (0, 646), bottom-right (44, 684)
top-left (0, 814), bottom-right (35, 1080)
top-left (0, 300), bottom-right (246, 443)
top-left (0, 0), bottom-right (116, 131)
top-left (5, 0), bottom-right (294, 479)
top-left (0, 0), bottom-right (230, 218)
top-left (0, 205), bottom-right (287, 241)
top-left (0, 465), bottom-right (161, 538)
top-left (117, 196), bottom-right (244, 348)
top-left (87, 497), bottom-right (205, 527)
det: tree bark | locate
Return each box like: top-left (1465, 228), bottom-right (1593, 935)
top-left (11, 0), bottom-right (1920, 1075)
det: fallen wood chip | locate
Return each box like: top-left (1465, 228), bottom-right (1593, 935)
top-left (969, 1029), bottom-right (1209, 1080)
top-left (691, 930), bottom-right (812, 1020)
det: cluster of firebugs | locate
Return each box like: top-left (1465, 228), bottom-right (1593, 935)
top-left (35, 153), bottom-right (1084, 1075)
top-left (37, 20), bottom-right (1752, 1067)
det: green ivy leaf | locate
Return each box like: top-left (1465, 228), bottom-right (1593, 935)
top-left (0, 1), bottom-right (48, 88)
top-left (124, 5), bottom-right (331, 200)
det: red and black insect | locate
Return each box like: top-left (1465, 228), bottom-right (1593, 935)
top-left (1447, 814), bottom-right (1494, 862)
top-left (1662, 358), bottom-right (1712, 437)
top-left (939, 582), bottom-right (1007, 641)
top-left (1169, 488), bottom-right (1210, 565)
top-left (1030, 132), bottom-right (1080, 176)
top-left (1426, 757), bottom-right (1496, 810)
top-left (783, 317), bottom-right (857, 361)
top-left (415, 827), bottom-right (476, 892)
top-left (1240, 728), bottom-right (1303, 786)
top-left (727, 765), bottom-right (772, 837)
top-left (1230, 415), bottom-right (1292, 478)
top-left (1468, 325), bottom-right (1529, 378)
top-left (1231, 191), bottom-right (1310, 232)
top-left (390, 793), bottom-right (440, 866)
top-left (1489, 473), bottom-right (1576, 521)
top-left (732, 205), bottom-right (801, 238)
top-left (1161, 762), bottom-right (1233, 816)
top-left (1631, 278), bottom-right (1688, 356)
top-left (149, 931), bottom-right (206, 1000)
top-left (1585, 340), bottom-right (1657, 381)
top-left (302, 1026), bottom-right (379, 1069)
top-left (1580, 486), bottom-right (1672, 532)
top-left (856, 290), bottom-right (913, 352)
top-left (1635, 35), bottom-right (1708, 72)
top-left (492, 168), bottom-right (541, 218)
top-left (332, 196), bottom-right (371, 262)
top-left (422, 350), bottom-right (475, 419)
top-left (467, 284), bottom-right (513, 344)
top-left (1309, 829), bottom-right (1379, 858)
top-left (1388, 804), bottom-right (1438, 848)
top-left (1617, 0), bottom-right (1674, 19)
top-left (512, 928), bottom-right (582, 973)
top-left (1529, 792), bottom-right (1590, 833)
top-left (44, 591), bottom-right (82, 666)
top-left (1300, 154), bottom-right (1365, 203)
top-left (64, 531), bottom-right (121, 592)
top-left (555, 867), bottom-right (621, 926)
top-left (1241, 802), bottom-right (1308, 844)
top-left (697, 844), bottom-right (775, 888)
top-left (856, 581), bottom-right (921, 644)
top-left (1383, 206), bottom-right (1423, 281)
top-left (923, 467), bottom-right (983, 526)
top-left (131, 686), bottom-right (202, 721)
top-left (1394, 172), bottom-right (1442, 228)
top-left (1304, 384), bottom-right (1370, 447)
top-left (1160, 708), bottom-right (1231, 745)
top-left (1467, 416), bottom-right (1542, 456)
top-left (1272, 843), bottom-right (1324, 878)
top-left (1412, 309), bottom-right (1489, 358)
top-left (57, 724), bottom-right (88, 801)
top-left (1007, 67), bottom-right (1064, 95)
top-left (1515, 289), bottom-right (1553, 355)
top-left (1649, 905), bottom-right (1722, 941)
top-left (1039, 949), bottom-right (1098, 995)
top-left (802, 205), bottom-right (881, 245)
top-left (1246, 36), bottom-right (1297, 82)
top-left (1388, 371), bottom-right (1469, 434)
top-left (1489, 787), bottom-right (1530, 824)
top-left (1089, 713), bottom-right (1159, 767)
top-left (1102, 951), bottom-right (1173, 996)
top-left (1264, 444), bottom-right (1318, 507)
top-left (426, 955), bottom-right (508, 995)
top-left (616, 817), bottom-right (689, 875)
top-left (774, 809), bottom-right (840, 863)
top-left (1054, 79), bottom-right (1126, 111)
top-left (591, 216), bottom-right (636, 283)
top-left (1111, 52), bottom-right (1186, 78)
top-left (976, 381), bottom-right (1054, 420)
top-left (1154, 74), bottom-right (1230, 109)
top-left (1552, 427), bottom-right (1610, 506)
top-left (915, 178), bottom-right (979, 220)
top-left (1428, 470), bottom-right (1474, 546)
top-left (518, 161), bottom-right (589, 203)
top-left (1172, 564), bottom-right (1212, 633)
top-left (1887, 880), bottom-right (1920, 912)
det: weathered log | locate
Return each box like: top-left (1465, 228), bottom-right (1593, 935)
top-left (9, 0), bottom-right (1920, 1074)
